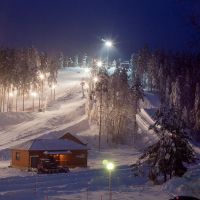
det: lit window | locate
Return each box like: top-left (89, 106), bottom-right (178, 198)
top-left (16, 152), bottom-right (20, 160)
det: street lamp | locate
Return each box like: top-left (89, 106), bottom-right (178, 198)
top-left (104, 40), bottom-right (113, 67)
top-left (97, 60), bottom-right (103, 67)
top-left (39, 73), bottom-right (45, 80)
top-left (51, 84), bottom-right (56, 101)
top-left (93, 77), bottom-right (98, 83)
top-left (105, 40), bottom-right (113, 48)
top-left (39, 73), bottom-right (45, 110)
top-left (104, 161), bottom-right (115, 200)
top-left (31, 92), bottom-right (37, 111)
top-left (80, 80), bottom-right (86, 98)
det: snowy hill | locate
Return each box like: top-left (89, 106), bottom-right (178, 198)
top-left (0, 67), bottom-right (199, 200)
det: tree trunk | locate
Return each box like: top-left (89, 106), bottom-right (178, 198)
top-left (22, 89), bottom-right (25, 111)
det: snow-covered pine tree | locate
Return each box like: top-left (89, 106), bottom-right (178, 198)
top-left (132, 107), bottom-right (196, 183)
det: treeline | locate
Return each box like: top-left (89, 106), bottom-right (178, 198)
top-left (0, 47), bottom-right (60, 112)
top-left (87, 46), bottom-right (200, 144)
top-left (86, 64), bottom-right (143, 145)
top-left (130, 46), bottom-right (200, 138)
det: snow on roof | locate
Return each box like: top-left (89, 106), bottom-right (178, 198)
top-left (10, 139), bottom-right (88, 151)
top-left (40, 131), bottom-right (87, 145)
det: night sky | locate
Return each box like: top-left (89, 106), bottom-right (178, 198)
top-left (0, 0), bottom-right (199, 58)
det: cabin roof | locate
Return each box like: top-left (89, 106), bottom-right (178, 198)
top-left (11, 139), bottom-right (88, 151)
top-left (40, 132), bottom-right (86, 145)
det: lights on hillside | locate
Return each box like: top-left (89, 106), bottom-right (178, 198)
top-left (39, 73), bottom-right (45, 80)
top-left (31, 92), bottom-right (38, 97)
top-left (97, 60), bottom-right (103, 67)
top-left (93, 77), bottom-right (98, 83)
top-left (9, 92), bottom-right (14, 97)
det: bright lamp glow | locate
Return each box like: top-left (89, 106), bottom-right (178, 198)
top-left (31, 92), bottom-right (37, 97)
top-left (106, 162), bottom-right (115, 171)
top-left (51, 84), bottom-right (56, 89)
top-left (97, 61), bottom-right (103, 67)
top-left (39, 73), bottom-right (45, 80)
top-left (93, 77), bottom-right (98, 83)
top-left (9, 92), bottom-right (14, 97)
top-left (105, 40), bottom-right (113, 47)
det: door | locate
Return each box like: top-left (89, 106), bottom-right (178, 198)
top-left (30, 156), bottom-right (39, 168)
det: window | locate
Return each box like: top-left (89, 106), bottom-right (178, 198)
top-left (16, 152), bottom-right (20, 160)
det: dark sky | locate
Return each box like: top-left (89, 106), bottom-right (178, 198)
top-left (0, 0), bottom-right (199, 58)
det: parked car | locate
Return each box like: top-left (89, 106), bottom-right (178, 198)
top-left (37, 158), bottom-right (69, 174)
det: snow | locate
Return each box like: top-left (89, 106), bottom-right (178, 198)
top-left (11, 139), bottom-right (88, 151)
top-left (164, 163), bottom-right (200, 198)
top-left (0, 67), bottom-right (199, 200)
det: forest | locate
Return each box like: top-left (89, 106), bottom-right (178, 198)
top-left (86, 47), bottom-right (200, 144)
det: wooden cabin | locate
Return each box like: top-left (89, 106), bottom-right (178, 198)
top-left (11, 137), bottom-right (88, 170)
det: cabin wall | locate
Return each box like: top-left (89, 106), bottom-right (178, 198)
top-left (52, 150), bottom-right (87, 168)
top-left (11, 150), bottom-right (29, 169)
top-left (11, 149), bottom-right (88, 169)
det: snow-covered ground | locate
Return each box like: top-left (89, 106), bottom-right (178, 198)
top-left (0, 67), bottom-right (199, 200)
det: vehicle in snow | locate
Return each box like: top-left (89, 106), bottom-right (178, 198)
top-left (37, 158), bottom-right (70, 174)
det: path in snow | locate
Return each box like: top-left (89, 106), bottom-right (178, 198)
top-left (0, 67), bottom-right (199, 200)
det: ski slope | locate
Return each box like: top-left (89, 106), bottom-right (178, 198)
top-left (0, 67), bottom-right (199, 200)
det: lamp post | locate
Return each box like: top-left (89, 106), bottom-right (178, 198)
top-left (94, 75), bottom-right (108, 151)
top-left (104, 40), bottom-right (113, 67)
top-left (51, 84), bottom-right (56, 101)
top-left (80, 80), bottom-right (85, 98)
top-left (103, 161), bottom-right (115, 200)
top-left (39, 73), bottom-right (45, 110)
top-left (97, 60), bottom-right (103, 68)
top-left (31, 92), bottom-right (37, 111)
top-left (93, 76), bottom-right (102, 151)
top-left (8, 92), bottom-right (14, 112)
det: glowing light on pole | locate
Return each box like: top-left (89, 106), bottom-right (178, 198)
top-left (93, 77), bottom-right (98, 83)
top-left (97, 60), bottom-right (103, 67)
top-left (51, 84), bottom-right (56, 101)
top-left (103, 161), bottom-right (115, 200)
top-left (39, 73), bottom-right (45, 80)
top-left (105, 40), bottom-right (113, 47)
top-left (39, 73), bottom-right (45, 110)
top-left (9, 92), bottom-right (14, 97)
top-left (104, 40), bottom-right (113, 67)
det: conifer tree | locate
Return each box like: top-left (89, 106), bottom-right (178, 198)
top-left (132, 107), bottom-right (196, 183)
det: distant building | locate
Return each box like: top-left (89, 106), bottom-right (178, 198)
top-left (120, 61), bottom-right (130, 69)
top-left (10, 133), bottom-right (88, 170)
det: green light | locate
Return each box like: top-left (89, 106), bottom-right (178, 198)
top-left (106, 162), bottom-right (114, 171)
